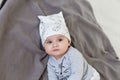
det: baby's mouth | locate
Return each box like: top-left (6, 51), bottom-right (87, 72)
top-left (53, 49), bottom-right (59, 52)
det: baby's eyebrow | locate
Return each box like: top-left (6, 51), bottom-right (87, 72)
top-left (45, 39), bottom-right (51, 42)
top-left (45, 35), bottom-right (65, 42)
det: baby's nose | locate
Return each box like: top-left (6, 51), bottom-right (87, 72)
top-left (53, 42), bottom-right (58, 47)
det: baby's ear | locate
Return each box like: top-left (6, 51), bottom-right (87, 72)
top-left (68, 40), bottom-right (71, 46)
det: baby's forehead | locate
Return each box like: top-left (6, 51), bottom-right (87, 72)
top-left (46, 34), bottom-right (66, 40)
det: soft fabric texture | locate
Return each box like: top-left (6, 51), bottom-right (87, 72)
top-left (0, 0), bottom-right (120, 80)
top-left (38, 11), bottom-right (71, 46)
top-left (87, 0), bottom-right (120, 57)
top-left (47, 46), bottom-right (100, 80)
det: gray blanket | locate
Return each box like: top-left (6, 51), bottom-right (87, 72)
top-left (0, 0), bottom-right (120, 80)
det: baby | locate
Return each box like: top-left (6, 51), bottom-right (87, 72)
top-left (38, 11), bottom-right (100, 80)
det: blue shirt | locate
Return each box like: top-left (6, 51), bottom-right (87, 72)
top-left (47, 46), bottom-right (100, 80)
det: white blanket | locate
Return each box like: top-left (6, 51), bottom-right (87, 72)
top-left (0, 0), bottom-right (2, 4)
top-left (88, 0), bottom-right (120, 58)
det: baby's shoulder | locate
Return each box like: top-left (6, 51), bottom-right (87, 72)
top-left (68, 46), bottom-right (83, 56)
top-left (67, 46), bottom-right (84, 59)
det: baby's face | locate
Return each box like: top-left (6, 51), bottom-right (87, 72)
top-left (44, 34), bottom-right (70, 59)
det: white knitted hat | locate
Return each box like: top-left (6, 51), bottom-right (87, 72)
top-left (38, 11), bottom-right (71, 46)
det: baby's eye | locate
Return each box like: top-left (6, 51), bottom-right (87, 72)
top-left (46, 41), bottom-right (52, 44)
top-left (58, 38), bottom-right (63, 42)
